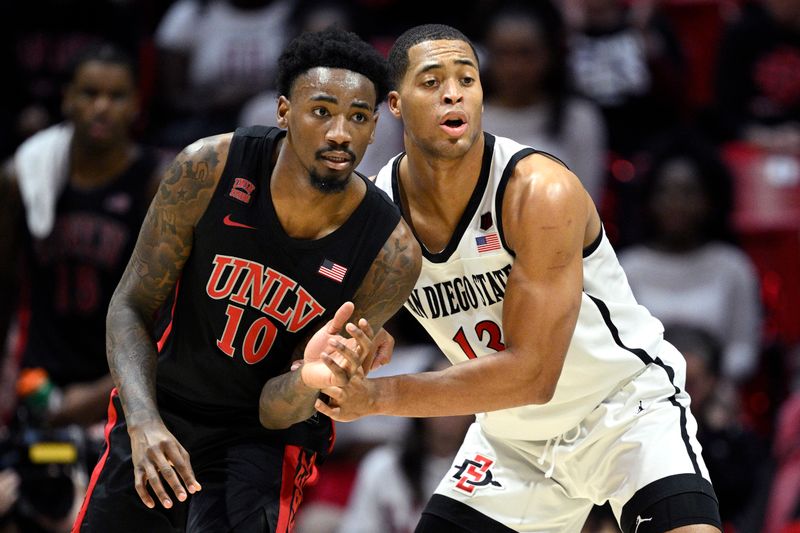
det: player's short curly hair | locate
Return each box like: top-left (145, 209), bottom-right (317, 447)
top-left (388, 24), bottom-right (479, 88)
top-left (67, 42), bottom-right (137, 84)
top-left (276, 28), bottom-right (389, 105)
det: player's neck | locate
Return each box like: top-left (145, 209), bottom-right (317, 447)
top-left (402, 133), bottom-right (484, 208)
top-left (397, 134), bottom-right (485, 253)
top-left (270, 166), bottom-right (366, 241)
top-left (69, 140), bottom-right (135, 189)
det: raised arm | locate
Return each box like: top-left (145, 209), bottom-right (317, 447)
top-left (319, 155), bottom-right (598, 420)
top-left (258, 218), bottom-right (421, 429)
top-left (106, 134), bottom-right (229, 508)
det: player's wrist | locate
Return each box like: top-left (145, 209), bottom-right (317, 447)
top-left (297, 363), bottom-right (321, 393)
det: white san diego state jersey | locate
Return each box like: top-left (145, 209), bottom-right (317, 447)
top-left (375, 133), bottom-right (684, 441)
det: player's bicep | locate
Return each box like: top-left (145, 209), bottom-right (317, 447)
top-left (116, 137), bottom-right (227, 319)
top-left (351, 218), bottom-right (421, 329)
top-left (499, 162), bottom-right (586, 391)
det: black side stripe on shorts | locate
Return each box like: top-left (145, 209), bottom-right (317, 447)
top-left (421, 494), bottom-right (517, 533)
top-left (586, 294), bottom-right (702, 476)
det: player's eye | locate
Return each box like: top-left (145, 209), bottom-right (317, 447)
top-left (352, 112), bottom-right (368, 123)
top-left (312, 107), bottom-right (330, 118)
top-left (80, 88), bottom-right (99, 99)
top-left (462, 76), bottom-right (475, 86)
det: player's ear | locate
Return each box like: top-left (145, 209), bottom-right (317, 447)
top-left (388, 91), bottom-right (401, 119)
top-left (276, 96), bottom-right (290, 129)
top-left (368, 112), bottom-right (378, 144)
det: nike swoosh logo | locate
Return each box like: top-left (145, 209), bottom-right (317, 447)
top-left (634, 516), bottom-right (653, 533)
top-left (223, 214), bottom-right (257, 230)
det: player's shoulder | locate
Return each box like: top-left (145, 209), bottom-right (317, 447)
top-left (180, 132), bottom-right (234, 162)
top-left (506, 149), bottom-right (584, 206)
top-left (158, 133), bottom-right (234, 197)
top-left (385, 216), bottom-right (422, 269)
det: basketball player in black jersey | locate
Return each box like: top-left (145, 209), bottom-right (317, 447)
top-left (73, 28), bottom-right (421, 532)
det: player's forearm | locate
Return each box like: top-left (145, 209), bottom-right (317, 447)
top-left (106, 298), bottom-right (161, 427)
top-left (259, 369), bottom-right (319, 429)
top-left (372, 348), bottom-right (551, 418)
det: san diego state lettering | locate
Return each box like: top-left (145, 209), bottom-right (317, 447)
top-left (406, 264), bottom-right (512, 320)
top-left (205, 254), bottom-right (325, 363)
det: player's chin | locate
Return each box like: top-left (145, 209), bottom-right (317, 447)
top-left (309, 171), bottom-right (351, 194)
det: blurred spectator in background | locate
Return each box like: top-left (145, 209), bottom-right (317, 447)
top-left (716, 0), bottom-right (800, 154)
top-left (763, 379), bottom-right (800, 533)
top-left (0, 41), bottom-right (162, 532)
top-left (666, 324), bottom-right (771, 533)
top-left (564, 0), bottom-right (686, 158)
top-left (480, 1), bottom-right (607, 205)
top-left (618, 131), bottom-right (762, 385)
top-left (1, 0), bottom-right (150, 160)
top-left (152, 0), bottom-right (292, 148)
top-left (0, 42), bottom-right (162, 430)
top-left (238, 0), bottom-right (404, 177)
top-left (335, 355), bottom-right (473, 533)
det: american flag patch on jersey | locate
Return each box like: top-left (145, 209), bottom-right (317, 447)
top-left (318, 259), bottom-right (347, 282)
top-left (476, 233), bottom-right (501, 253)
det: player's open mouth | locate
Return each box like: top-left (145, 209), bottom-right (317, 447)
top-left (320, 153), bottom-right (352, 170)
top-left (440, 115), bottom-right (468, 137)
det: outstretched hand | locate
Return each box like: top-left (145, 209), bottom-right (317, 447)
top-left (299, 302), bottom-right (375, 390)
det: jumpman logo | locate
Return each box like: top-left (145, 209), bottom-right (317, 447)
top-left (637, 401), bottom-right (644, 414)
top-left (634, 515), bottom-right (653, 533)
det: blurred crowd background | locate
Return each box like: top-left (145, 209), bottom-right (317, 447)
top-left (1, 0), bottom-right (799, 532)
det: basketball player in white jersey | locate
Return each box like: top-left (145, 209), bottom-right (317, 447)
top-left (315, 24), bottom-right (723, 533)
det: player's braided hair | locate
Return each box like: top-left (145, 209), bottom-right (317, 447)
top-left (388, 24), bottom-right (479, 88)
top-left (276, 28), bottom-right (389, 105)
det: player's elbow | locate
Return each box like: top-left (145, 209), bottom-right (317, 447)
top-left (529, 383), bottom-right (557, 404)
top-left (259, 410), bottom-right (292, 430)
top-left (521, 369), bottom-right (558, 405)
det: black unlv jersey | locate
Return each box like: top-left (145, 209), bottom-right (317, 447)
top-left (155, 126), bottom-right (400, 434)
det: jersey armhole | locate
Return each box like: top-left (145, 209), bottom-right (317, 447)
top-left (494, 147), bottom-right (537, 257)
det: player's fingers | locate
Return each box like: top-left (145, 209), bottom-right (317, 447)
top-left (165, 441), bottom-right (202, 495)
top-left (371, 328), bottom-right (395, 370)
top-left (314, 398), bottom-right (340, 420)
top-left (154, 459), bottom-right (186, 502)
top-left (345, 322), bottom-right (372, 364)
top-left (358, 318), bottom-right (375, 339)
top-left (327, 301), bottom-right (355, 334)
top-left (323, 386), bottom-right (344, 402)
top-left (134, 466), bottom-right (155, 509)
top-left (321, 353), bottom-right (349, 385)
top-left (327, 338), bottom-right (361, 377)
top-left (144, 464), bottom-right (173, 508)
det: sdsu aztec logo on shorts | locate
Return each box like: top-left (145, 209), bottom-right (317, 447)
top-left (451, 454), bottom-right (503, 495)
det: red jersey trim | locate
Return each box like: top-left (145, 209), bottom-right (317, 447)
top-left (71, 388), bottom-right (119, 532)
top-left (156, 279), bottom-right (181, 353)
top-left (276, 445), bottom-right (319, 532)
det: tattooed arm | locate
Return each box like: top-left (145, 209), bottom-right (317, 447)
top-left (106, 134), bottom-right (228, 508)
top-left (258, 218), bottom-right (421, 429)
